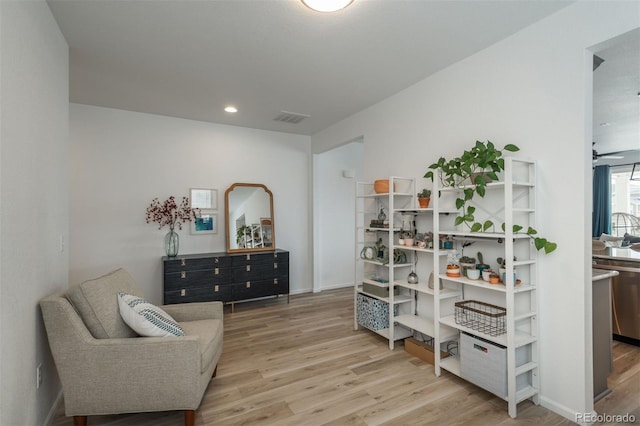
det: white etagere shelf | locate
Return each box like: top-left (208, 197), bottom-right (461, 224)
top-left (436, 274), bottom-right (536, 293)
top-left (438, 315), bottom-right (537, 348)
top-left (354, 177), bottom-right (417, 347)
top-left (433, 157), bottom-right (540, 418)
top-left (394, 281), bottom-right (459, 299)
top-left (354, 158), bottom-right (540, 419)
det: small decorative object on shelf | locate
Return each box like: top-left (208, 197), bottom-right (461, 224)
top-left (443, 235), bottom-right (454, 249)
top-left (476, 251), bottom-right (490, 273)
top-left (467, 269), bottom-right (481, 280)
top-left (417, 188), bottom-right (431, 208)
top-left (374, 179), bottom-right (390, 193)
top-left (446, 264), bottom-right (460, 277)
top-left (459, 256), bottom-right (476, 277)
top-left (145, 196), bottom-right (198, 257)
top-left (428, 272), bottom-right (443, 290)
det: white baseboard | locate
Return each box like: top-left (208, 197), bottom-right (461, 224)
top-left (292, 283), bottom-right (351, 295)
top-left (43, 389), bottom-right (63, 426)
top-left (540, 396), bottom-right (594, 426)
top-left (317, 282), bottom-right (353, 292)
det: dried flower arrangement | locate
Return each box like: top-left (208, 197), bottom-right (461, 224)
top-left (145, 196), bottom-right (198, 230)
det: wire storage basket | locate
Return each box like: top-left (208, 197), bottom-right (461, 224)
top-left (454, 300), bottom-right (506, 336)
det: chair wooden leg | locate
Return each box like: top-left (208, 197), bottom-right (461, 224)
top-left (184, 410), bottom-right (195, 426)
top-left (73, 416), bottom-right (87, 426)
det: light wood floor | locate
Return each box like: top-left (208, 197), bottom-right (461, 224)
top-left (52, 288), bottom-right (639, 425)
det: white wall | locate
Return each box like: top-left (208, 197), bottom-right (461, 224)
top-left (313, 141), bottom-right (363, 291)
top-left (311, 1), bottom-right (639, 421)
top-left (70, 104), bottom-right (312, 303)
top-left (0, 1), bottom-right (69, 425)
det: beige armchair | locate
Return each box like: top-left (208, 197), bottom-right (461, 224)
top-left (40, 269), bottom-right (223, 426)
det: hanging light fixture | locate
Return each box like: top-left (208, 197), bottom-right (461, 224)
top-left (301, 0), bottom-right (354, 13)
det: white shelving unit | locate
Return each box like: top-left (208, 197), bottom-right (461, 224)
top-left (390, 176), bottom-right (460, 352)
top-left (433, 157), bottom-right (539, 418)
top-left (354, 161), bottom-right (539, 418)
top-left (354, 178), bottom-right (416, 347)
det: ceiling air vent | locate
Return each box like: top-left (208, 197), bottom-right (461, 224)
top-left (273, 111), bottom-right (310, 124)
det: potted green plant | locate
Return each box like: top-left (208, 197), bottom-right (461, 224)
top-left (236, 225), bottom-right (249, 245)
top-left (424, 140), bottom-right (557, 254)
top-left (425, 140), bottom-right (518, 189)
top-left (417, 188), bottom-right (432, 208)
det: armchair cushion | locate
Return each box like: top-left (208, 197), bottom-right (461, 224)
top-left (66, 268), bottom-right (142, 339)
top-left (117, 292), bottom-right (185, 337)
top-left (181, 319), bottom-right (223, 373)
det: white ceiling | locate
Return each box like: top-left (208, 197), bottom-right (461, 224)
top-left (47, 0), bottom-right (576, 136)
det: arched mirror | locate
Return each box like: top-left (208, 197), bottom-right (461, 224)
top-left (225, 183), bottom-right (275, 253)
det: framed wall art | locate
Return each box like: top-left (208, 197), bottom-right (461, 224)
top-left (191, 211), bottom-right (217, 234)
top-left (190, 188), bottom-right (217, 210)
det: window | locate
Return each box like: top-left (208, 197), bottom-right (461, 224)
top-left (611, 169), bottom-right (640, 236)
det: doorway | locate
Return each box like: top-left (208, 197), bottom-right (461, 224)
top-left (313, 139), bottom-right (364, 292)
top-left (590, 27), bottom-right (640, 411)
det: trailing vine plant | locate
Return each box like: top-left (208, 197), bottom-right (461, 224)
top-left (424, 140), bottom-right (557, 254)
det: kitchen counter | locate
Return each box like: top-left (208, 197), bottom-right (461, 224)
top-left (592, 246), bottom-right (640, 262)
top-left (591, 268), bottom-right (618, 402)
top-left (592, 268), bottom-right (619, 281)
top-left (592, 254), bottom-right (640, 347)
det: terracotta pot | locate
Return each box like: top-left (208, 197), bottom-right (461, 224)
top-left (374, 179), bottom-right (390, 193)
top-left (446, 265), bottom-right (460, 277)
top-left (418, 197), bottom-right (430, 208)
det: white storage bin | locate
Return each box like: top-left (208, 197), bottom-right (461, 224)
top-left (460, 332), bottom-right (529, 398)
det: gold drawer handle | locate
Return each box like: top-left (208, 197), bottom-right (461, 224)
top-left (246, 254), bottom-right (251, 261)
top-left (274, 263), bottom-right (278, 269)
top-left (246, 265), bottom-right (251, 272)
top-left (214, 268), bottom-right (219, 275)
top-left (214, 258), bottom-right (219, 264)
top-left (214, 285), bottom-right (219, 292)
top-left (180, 289), bottom-right (186, 296)
top-left (274, 278), bottom-right (278, 285)
top-left (246, 281), bottom-right (251, 288)
top-left (181, 259), bottom-right (186, 266)
top-left (181, 271), bottom-right (186, 279)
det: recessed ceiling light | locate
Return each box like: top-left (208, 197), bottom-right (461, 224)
top-left (301, 0), bottom-right (354, 13)
top-left (224, 106), bottom-right (238, 113)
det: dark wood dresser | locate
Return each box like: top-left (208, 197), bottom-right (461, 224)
top-left (163, 249), bottom-right (289, 311)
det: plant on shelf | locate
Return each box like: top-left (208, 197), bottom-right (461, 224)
top-left (236, 225), bottom-right (249, 245)
top-left (424, 140), bottom-right (557, 254)
top-left (417, 188), bottom-right (432, 208)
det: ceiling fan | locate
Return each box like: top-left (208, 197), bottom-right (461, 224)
top-left (592, 143), bottom-right (625, 163)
